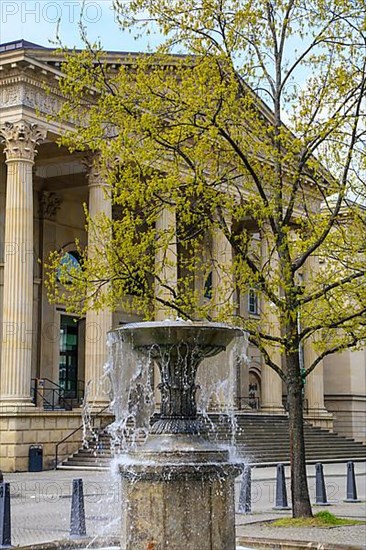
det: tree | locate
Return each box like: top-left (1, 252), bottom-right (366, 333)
top-left (46, 0), bottom-right (366, 517)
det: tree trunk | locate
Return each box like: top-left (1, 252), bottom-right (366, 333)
top-left (287, 351), bottom-right (313, 518)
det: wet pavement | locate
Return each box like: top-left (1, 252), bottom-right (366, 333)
top-left (2, 461), bottom-right (365, 548)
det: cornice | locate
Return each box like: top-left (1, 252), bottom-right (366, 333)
top-left (0, 72), bottom-right (62, 96)
top-left (0, 57), bottom-right (97, 102)
top-left (0, 46), bottom-right (334, 192)
top-left (0, 53), bottom-right (64, 79)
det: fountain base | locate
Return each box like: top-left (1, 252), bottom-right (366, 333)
top-left (119, 435), bottom-right (242, 550)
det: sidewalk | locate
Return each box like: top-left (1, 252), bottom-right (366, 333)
top-left (2, 461), bottom-right (366, 548)
top-left (236, 461), bottom-right (366, 548)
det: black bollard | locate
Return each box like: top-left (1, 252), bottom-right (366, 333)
top-left (70, 479), bottom-right (86, 538)
top-left (344, 461), bottom-right (360, 503)
top-left (238, 464), bottom-right (251, 514)
top-left (315, 463), bottom-right (330, 506)
top-left (0, 482), bottom-right (11, 548)
top-left (273, 463), bottom-right (290, 510)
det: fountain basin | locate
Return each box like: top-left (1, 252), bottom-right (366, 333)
top-left (113, 320), bottom-right (242, 347)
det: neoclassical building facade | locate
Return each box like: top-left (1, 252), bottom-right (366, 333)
top-left (0, 40), bottom-right (364, 472)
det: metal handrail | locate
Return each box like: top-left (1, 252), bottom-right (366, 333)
top-left (54, 404), bottom-right (111, 468)
top-left (32, 389), bottom-right (55, 410)
top-left (31, 377), bottom-right (85, 392)
top-left (31, 378), bottom-right (85, 410)
top-left (31, 377), bottom-right (60, 390)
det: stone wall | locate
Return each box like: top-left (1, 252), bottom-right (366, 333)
top-left (325, 396), bottom-right (366, 444)
top-left (0, 409), bottom-right (85, 472)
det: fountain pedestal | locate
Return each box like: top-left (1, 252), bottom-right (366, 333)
top-left (112, 322), bottom-right (243, 550)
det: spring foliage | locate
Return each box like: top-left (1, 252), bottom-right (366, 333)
top-left (47, 0), bottom-right (366, 382)
top-left (45, 0), bottom-right (366, 518)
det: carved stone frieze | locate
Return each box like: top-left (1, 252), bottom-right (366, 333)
top-left (0, 80), bottom-right (64, 116)
top-left (1, 85), bottom-right (21, 106)
top-left (0, 120), bottom-right (46, 162)
top-left (39, 191), bottom-right (62, 220)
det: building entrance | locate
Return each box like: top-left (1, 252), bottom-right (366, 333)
top-left (59, 315), bottom-right (79, 398)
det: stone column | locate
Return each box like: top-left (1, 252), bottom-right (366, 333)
top-left (303, 338), bottom-right (326, 411)
top-left (260, 305), bottom-right (284, 413)
top-left (260, 351), bottom-right (283, 412)
top-left (211, 223), bottom-right (235, 318)
top-left (0, 121), bottom-right (46, 405)
top-left (207, 222), bottom-right (238, 410)
top-left (84, 157), bottom-right (113, 405)
top-left (303, 255), bottom-right (330, 424)
top-left (154, 207), bottom-right (178, 406)
top-left (38, 191), bottom-right (62, 383)
top-left (154, 207), bottom-right (177, 321)
top-left (303, 337), bottom-right (332, 427)
top-left (260, 231), bottom-right (283, 413)
top-left (0, 161), bottom-right (6, 263)
top-left (0, 162), bottom-right (7, 368)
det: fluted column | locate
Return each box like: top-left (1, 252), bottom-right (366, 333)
top-left (260, 231), bottom-right (283, 413)
top-left (154, 207), bottom-right (177, 321)
top-left (260, 349), bottom-right (283, 411)
top-left (208, 219), bottom-right (238, 410)
top-left (260, 304), bottom-right (283, 412)
top-left (303, 255), bottom-right (328, 416)
top-left (153, 207), bottom-right (178, 407)
top-left (85, 156), bottom-right (113, 405)
top-left (303, 337), bottom-right (326, 411)
top-left (211, 220), bottom-right (235, 318)
top-left (0, 120), bottom-right (46, 405)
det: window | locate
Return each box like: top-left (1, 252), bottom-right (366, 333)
top-left (248, 289), bottom-right (259, 315)
top-left (204, 271), bottom-right (213, 300)
top-left (57, 251), bottom-right (82, 283)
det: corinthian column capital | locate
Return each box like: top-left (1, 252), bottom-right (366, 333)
top-left (83, 151), bottom-right (108, 188)
top-left (0, 120), bottom-right (46, 163)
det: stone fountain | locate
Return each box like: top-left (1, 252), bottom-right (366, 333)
top-left (109, 321), bottom-right (244, 550)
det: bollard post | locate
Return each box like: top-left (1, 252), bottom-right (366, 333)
top-left (238, 464), bottom-right (251, 514)
top-left (70, 478), bottom-right (86, 538)
top-left (344, 461), bottom-right (360, 503)
top-left (315, 463), bottom-right (330, 506)
top-left (0, 482), bottom-right (11, 548)
top-left (273, 463), bottom-right (290, 510)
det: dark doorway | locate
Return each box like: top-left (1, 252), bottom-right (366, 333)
top-left (59, 315), bottom-right (79, 398)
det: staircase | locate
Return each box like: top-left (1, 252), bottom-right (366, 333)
top-left (57, 413), bottom-right (366, 469)
top-left (209, 414), bottom-right (366, 464)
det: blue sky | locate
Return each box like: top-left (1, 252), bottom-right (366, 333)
top-left (0, 0), bottom-right (160, 51)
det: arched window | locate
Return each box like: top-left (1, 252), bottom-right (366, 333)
top-left (57, 251), bottom-right (82, 283)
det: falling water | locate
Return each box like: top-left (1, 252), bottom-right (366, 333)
top-left (104, 330), bottom-right (155, 452)
top-left (97, 319), bottom-right (249, 459)
top-left (107, 320), bottom-right (246, 550)
top-left (48, 320), bottom-right (253, 550)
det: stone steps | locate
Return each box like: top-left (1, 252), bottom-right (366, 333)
top-left (57, 413), bottom-right (366, 469)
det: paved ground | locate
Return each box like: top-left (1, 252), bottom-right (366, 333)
top-left (2, 461), bottom-right (366, 548)
top-left (236, 462), bottom-right (366, 548)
